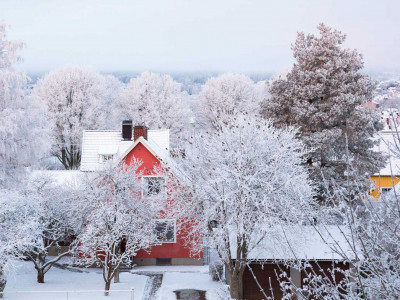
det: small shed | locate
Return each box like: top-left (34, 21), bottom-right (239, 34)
top-left (229, 226), bottom-right (353, 299)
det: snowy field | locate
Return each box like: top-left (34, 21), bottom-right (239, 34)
top-left (3, 261), bottom-right (147, 300)
top-left (3, 262), bottom-right (226, 300)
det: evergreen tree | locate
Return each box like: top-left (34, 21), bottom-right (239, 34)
top-left (261, 23), bottom-right (384, 199)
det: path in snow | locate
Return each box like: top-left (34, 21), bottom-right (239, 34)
top-left (131, 266), bottom-right (225, 300)
top-left (134, 272), bottom-right (163, 300)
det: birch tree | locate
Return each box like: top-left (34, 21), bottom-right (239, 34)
top-left (32, 65), bottom-right (111, 169)
top-left (0, 23), bottom-right (50, 185)
top-left (197, 73), bottom-right (261, 130)
top-left (121, 72), bottom-right (191, 143)
top-left (261, 23), bottom-right (384, 201)
top-left (174, 115), bottom-right (315, 299)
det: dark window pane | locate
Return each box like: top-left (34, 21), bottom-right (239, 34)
top-left (154, 220), bottom-right (175, 242)
top-left (145, 177), bottom-right (164, 196)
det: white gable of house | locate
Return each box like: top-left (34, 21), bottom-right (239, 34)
top-left (80, 129), bottom-right (170, 172)
top-left (374, 131), bottom-right (400, 176)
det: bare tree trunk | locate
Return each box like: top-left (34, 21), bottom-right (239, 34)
top-left (0, 267), bottom-right (6, 299)
top-left (113, 266), bottom-right (120, 283)
top-left (228, 269), bottom-right (244, 300)
top-left (104, 280), bottom-right (111, 296)
top-left (37, 269), bottom-right (45, 283)
top-left (61, 148), bottom-right (69, 169)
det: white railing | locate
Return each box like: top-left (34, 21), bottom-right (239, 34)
top-left (0, 289), bottom-right (134, 300)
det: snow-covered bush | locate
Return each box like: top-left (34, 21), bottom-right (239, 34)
top-left (0, 189), bottom-right (40, 296)
top-left (209, 261), bottom-right (224, 281)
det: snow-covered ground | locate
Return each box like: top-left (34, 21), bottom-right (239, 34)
top-left (3, 262), bottom-right (227, 300)
top-left (132, 265), bottom-right (227, 299)
top-left (159, 271), bottom-right (225, 299)
top-left (3, 261), bottom-right (147, 300)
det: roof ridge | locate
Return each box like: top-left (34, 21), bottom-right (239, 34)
top-left (83, 130), bottom-right (121, 132)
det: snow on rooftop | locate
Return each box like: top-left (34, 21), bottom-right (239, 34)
top-left (80, 129), bottom-right (170, 172)
top-left (231, 226), bottom-right (353, 261)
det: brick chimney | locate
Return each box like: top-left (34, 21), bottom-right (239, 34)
top-left (134, 125), bottom-right (148, 141)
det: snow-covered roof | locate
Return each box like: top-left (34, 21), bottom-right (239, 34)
top-left (231, 226), bottom-right (353, 261)
top-left (80, 129), bottom-right (170, 172)
top-left (374, 131), bottom-right (400, 176)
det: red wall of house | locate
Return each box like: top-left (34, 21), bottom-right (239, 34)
top-left (124, 141), bottom-right (202, 259)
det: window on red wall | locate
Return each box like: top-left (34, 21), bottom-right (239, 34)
top-left (154, 220), bottom-right (175, 243)
top-left (143, 177), bottom-right (165, 197)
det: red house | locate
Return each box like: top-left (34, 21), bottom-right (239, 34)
top-left (80, 121), bottom-right (203, 266)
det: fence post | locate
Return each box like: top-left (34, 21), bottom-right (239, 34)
top-left (66, 291), bottom-right (69, 300)
top-left (131, 289), bottom-right (134, 300)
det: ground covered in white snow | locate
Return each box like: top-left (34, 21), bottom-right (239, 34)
top-left (3, 261), bottom-right (147, 300)
top-left (3, 261), bottom-right (227, 300)
top-left (132, 265), bottom-right (227, 299)
top-left (159, 271), bottom-right (225, 299)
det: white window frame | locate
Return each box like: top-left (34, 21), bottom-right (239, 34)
top-left (99, 154), bottom-right (114, 163)
top-left (154, 219), bottom-right (176, 243)
top-left (380, 187), bottom-right (393, 195)
top-left (142, 175), bottom-right (166, 198)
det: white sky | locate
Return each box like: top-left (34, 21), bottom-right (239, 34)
top-left (1, 0), bottom-right (399, 73)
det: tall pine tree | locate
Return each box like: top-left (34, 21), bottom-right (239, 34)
top-left (262, 23), bottom-right (384, 200)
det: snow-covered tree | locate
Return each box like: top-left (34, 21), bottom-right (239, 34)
top-left (32, 65), bottom-right (111, 169)
top-left (0, 24), bottom-right (50, 185)
top-left (174, 115), bottom-right (315, 299)
top-left (0, 189), bottom-right (39, 296)
top-left (261, 23), bottom-right (384, 200)
top-left (120, 72), bottom-right (191, 142)
top-left (103, 74), bottom-right (124, 130)
top-left (74, 160), bottom-right (166, 296)
top-left (197, 73), bottom-right (261, 130)
top-left (24, 173), bottom-right (86, 283)
top-left (278, 161), bottom-right (400, 299)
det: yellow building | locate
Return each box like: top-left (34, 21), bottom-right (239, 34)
top-left (370, 131), bottom-right (400, 198)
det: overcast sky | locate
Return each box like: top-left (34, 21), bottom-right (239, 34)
top-left (1, 0), bottom-right (399, 74)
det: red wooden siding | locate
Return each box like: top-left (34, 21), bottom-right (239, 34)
top-left (124, 141), bottom-right (202, 260)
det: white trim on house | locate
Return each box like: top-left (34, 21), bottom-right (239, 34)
top-left (374, 131), bottom-right (400, 176)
